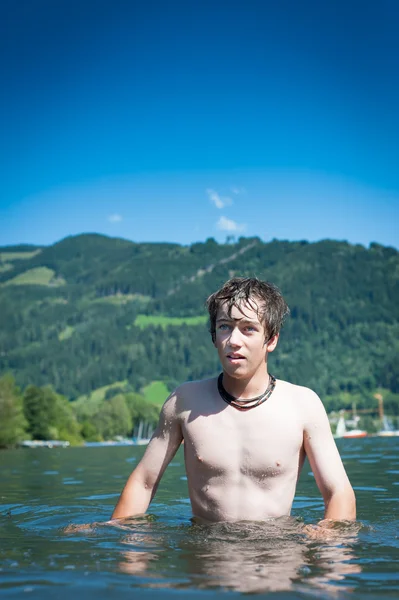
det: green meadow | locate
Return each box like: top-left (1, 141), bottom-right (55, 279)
top-left (142, 381), bottom-right (170, 406)
top-left (3, 267), bottom-right (65, 287)
top-left (0, 263), bottom-right (13, 273)
top-left (58, 326), bottom-right (75, 341)
top-left (73, 381), bottom-right (129, 413)
top-left (94, 293), bottom-right (151, 305)
top-left (72, 379), bottom-right (168, 413)
top-left (0, 249), bottom-right (41, 261)
top-left (134, 314), bottom-right (208, 329)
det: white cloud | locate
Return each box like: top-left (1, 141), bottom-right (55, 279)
top-left (108, 213), bottom-right (123, 223)
top-left (217, 216), bottom-right (246, 232)
top-left (206, 188), bottom-right (233, 209)
top-left (230, 186), bottom-right (247, 195)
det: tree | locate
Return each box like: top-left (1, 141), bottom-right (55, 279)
top-left (0, 374), bottom-right (27, 447)
top-left (23, 385), bottom-right (82, 444)
top-left (24, 385), bottom-right (57, 440)
top-left (92, 394), bottom-right (133, 440)
top-left (125, 392), bottom-right (160, 427)
top-left (80, 420), bottom-right (102, 441)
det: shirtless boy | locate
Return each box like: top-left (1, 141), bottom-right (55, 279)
top-left (112, 277), bottom-right (356, 524)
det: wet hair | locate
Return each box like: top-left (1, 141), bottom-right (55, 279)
top-left (206, 277), bottom-right (290, 343)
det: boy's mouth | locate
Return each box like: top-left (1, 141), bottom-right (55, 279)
top-left (226, 353), bottom-right (245, 361)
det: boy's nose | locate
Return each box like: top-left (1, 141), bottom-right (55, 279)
top-left (228, 327), bottom-right (242, 346)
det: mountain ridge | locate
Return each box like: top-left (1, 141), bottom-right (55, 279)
top-left (0, 233), bottom-right (398, 402)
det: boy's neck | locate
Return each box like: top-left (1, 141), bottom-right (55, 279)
top-left (221, 368), bottom-right (271, 400)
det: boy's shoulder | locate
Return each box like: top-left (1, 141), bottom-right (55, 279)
top-left (276, 378), bottom-right (322, 405)
top-left (166, 377), bottom-right (217, 412)
top-left (276, 379), bottom-right (327, 429)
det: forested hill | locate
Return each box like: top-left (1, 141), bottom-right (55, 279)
top-left (0, 234), bottom-right (398, 406)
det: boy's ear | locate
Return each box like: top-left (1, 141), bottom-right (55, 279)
top-left (266, 334), bottom-right (279, 353)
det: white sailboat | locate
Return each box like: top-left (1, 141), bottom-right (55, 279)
top-left (132, 420), bottom-right (154, 445)
top-left (377, 414), bottom-right (399, 437)
top-left (335, 412), bottom-right (367, 439)
top-left (335, 414), bottom-right (347, 438)
top-left (375, 393), bottom-right (399, 436)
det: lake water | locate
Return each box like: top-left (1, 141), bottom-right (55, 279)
top-left (1, 437), bottom-right (398, 599)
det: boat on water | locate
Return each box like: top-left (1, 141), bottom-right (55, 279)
top-left (131, 420), bottom-right (154, 446)
top-left (131, 438), bottom-right (151, 445)
top-left (375, 394), bottom-right (399, 436)
top-left (334, 414), bottom-right (367, 439)
top-left (84, 440), bottom-right (136, 447)
top-left (84, 425), bottom-right (155, 447)
top-left (341, 429), bottom-right (368, 438)
top-left (20, 440), bottom-right (70, 449)
top-left (377, 415), bottom-right (399, 437)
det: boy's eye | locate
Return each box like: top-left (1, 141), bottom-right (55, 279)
top-left (218, 323), bottom-right (230, 331)
top-left (243, 325), bottom-right (258, 333)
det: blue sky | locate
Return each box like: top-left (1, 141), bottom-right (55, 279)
top-left (1, 0), bottom-right (398, 248)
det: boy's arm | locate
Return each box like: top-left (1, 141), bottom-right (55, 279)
top-left (303, 390), bottom-right (356, 522)
top-left (112, 391), bottom-right (183, 520)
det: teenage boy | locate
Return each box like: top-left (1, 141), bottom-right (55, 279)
top-left (112, 277), bottom-right (356, 524)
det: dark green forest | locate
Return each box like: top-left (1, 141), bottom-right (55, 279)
top-left (0, 234), bottom-right (398, 446)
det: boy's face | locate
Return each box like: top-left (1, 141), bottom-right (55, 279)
top-left (214, 298), bottom-right (278, 379)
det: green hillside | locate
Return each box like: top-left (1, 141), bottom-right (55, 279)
top-left (0, 248), bottom-right (43, 276)
top-left (3, 266), bottom-right (64, 287)
top-left (0, 234), bottom-right (398, 414)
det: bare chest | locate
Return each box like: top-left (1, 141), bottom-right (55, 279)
top-left (182, 400), bottom-right (303, 478)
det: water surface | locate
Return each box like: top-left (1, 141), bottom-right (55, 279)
top-left (1, 437), bottom-right (398, 598)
